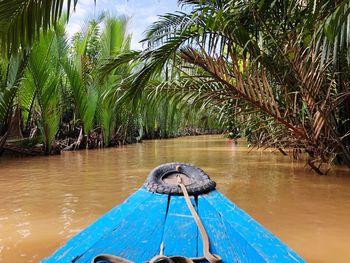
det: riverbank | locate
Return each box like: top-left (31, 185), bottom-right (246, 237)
top-left (0, 128), bottom-right (222, 157)
top-left (0, 135), bottom-right (349, 262)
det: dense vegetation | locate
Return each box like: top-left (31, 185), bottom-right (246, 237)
top-left (0, 13), bottom-right (220, 155)
top-left (0, 0), bottom-right (350, 174)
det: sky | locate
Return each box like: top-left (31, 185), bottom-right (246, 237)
top-left (66, 0), bottom-right (183, 50)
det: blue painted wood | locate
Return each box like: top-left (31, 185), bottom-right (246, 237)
top-left (198, 195), bottom-right (268, 263)
top-left (75, 192), bottom-right (168, 262)
top-left (198, 195), bottom-right (253, 263)
top-left (202, 190), bottom-right (305, 263)
top-left (162, 195), bottom-right (198, 258)
top-left (41, 188), bottom-right (154, 263)
top-left (42, 187), bottom-right (305, 263)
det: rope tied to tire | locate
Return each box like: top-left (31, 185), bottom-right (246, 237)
top-left (143, 163), bottom-right (216, 195)
top-left (92, 164), bottom-right (221, 263)
top-left (175, 170), bottom-right (221, 263)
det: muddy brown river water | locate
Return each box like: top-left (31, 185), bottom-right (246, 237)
top-left (0, 135), bottom-right (350, 262)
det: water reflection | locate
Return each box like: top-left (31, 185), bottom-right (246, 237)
top-left (0, 135), bottom-right (349, 262)
top-left (59, 193), bottom-right (78, 236)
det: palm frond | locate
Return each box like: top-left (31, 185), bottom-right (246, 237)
top-left (0, 0), bottom-right (79, 55)
top-left (0, 52), bottom-right (28, 134)
top-left (26, 27), bottom-right (62, 152)
top-left (98, 50), bottom-right (141, 81)
top-left (316, 0), bottom-right (350, 65)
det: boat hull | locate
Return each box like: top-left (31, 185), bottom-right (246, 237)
top-left (42, 188), bottom-right (304, 263)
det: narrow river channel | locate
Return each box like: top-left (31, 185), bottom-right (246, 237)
top-left (0, 135), bottom-right (349, 262)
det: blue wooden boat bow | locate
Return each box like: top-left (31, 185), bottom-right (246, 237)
top-left (41, 163), bottom-right (305, 263)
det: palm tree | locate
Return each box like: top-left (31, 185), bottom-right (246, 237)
top-left (0, 53), bottom-right (28, 151)
top-left (64, 14), bottom-right (134, 146)
top-left (19, 17), bottom-right (69, 153)
top-left (96, 15), bottom-right (133, 145)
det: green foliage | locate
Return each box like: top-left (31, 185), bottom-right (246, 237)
top-left (0, 53), bottom-right (28, 133)
top-left (0, 0), bottom-right (78, 55)
top-left (103, 0), bottom-right (350, 173)
top-left (1, 0), bottom-right (349, 172)
top-left (24, 27), bottom-right (63, 152)
top-left (1, 10), bottom-right (219, 156)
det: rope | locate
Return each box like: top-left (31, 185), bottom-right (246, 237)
top-left (92, 168), bottom-right (222, 263)
top-left (176, 175), bottom-right (221, 263)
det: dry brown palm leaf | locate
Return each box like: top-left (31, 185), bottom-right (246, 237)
top-left (179, 45), bottom-right (344, 174)
top-left (180, 46), bottom-right (308, 141)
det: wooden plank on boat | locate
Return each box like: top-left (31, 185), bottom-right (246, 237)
top-left (198, 195), bottom-right (266, 262)
top-left (75, 192), bottom-right (169, 262)
top-left (197, 195), bottom-right (242, 263)
top-left (42, 188), bottom-right (154, 262)
top-left (203, 190), bottom-right (304, 263)
top-left (162, 195), bottom-right (198, 258)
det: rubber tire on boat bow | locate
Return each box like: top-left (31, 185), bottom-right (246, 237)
top-left (143, 162), bottom-right (216, 195)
